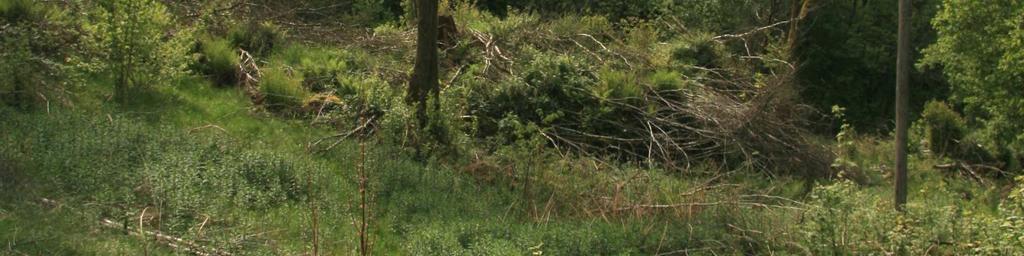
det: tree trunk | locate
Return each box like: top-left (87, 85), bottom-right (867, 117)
top-left (894, 0), bottom-right (912, 211)
top-left (407, 0), bottom-right (440, 129)
top-left (786, 0), bottom-right (817, 57)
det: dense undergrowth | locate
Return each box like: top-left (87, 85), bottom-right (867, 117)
top-left (2, 0), bottom-right (1024, 255)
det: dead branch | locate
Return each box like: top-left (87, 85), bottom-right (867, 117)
top-left (713, 20), bottom-right (792, 41)
top-left (100, 218), bottom-right (232, 256)
top-left (307, 116), bottom-right (377, 153)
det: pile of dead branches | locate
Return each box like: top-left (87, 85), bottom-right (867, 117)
top-left (455, 17), bottom-right (831, 176)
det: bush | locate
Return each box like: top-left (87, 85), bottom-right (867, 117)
top-left (260, 65), bottom-right (310, 112)
top-left (647, 70), bottom-right (684, 92)
top-left (594, 68), bottom-right (641, 102)
top-left (469, 53), bottom-right (598, 141)
top-left (0, 0), bottom-right (75, 108)
top-left (229, 22), bottom-right (283, 57)
top-left (923, 0), bottom-right (1024, 163)
top-left (196, 38), bottom-right (239, 86)
top-left (95, 0), bottom-right (192, 101)
top-left (668, 34), bottom-right (722, 69)
top-left (919, 101), bottom-right (966, 157)
top-left (0, 27), bottom-right (36, 107)
top-left (0, 0), bottom-right (46, 24)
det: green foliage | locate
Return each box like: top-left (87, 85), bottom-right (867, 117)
top-left (196, 37), bottom-right (239, 86)
top-left (477, 0), bottom-right (669, 21)
top-left (272, 45), bottom-right (352, 93)
top-left (923, 0), bottom-right (1024, 167)
top-left (0, 0), bottom-right (80, 108)
top-left (647, 70), bottom-right (684, 92)
top-left (0, 108), bottom-right (322, 253)
top-left (830, 106), bottom-right (862, 180)
top-left (266, 45), bottom-right (398, 125)
top-left (0, 26), bottom-right (37, 107)
top-left (797, 0), bottom-right (947, 131)
top-left (668, 33), bottom-right (723, 69)
top-left (93, 0), bottom-right (192, 100)
top-left (468, 53), bottom-right (598, 141)
top-left (228, 21), bottom-right (283, 57)
top-left (800, 177), bottom-right (1024, 255)
top-left (350, 0), bottom-right (403, 24)
top-left (260, 65), bottom-right (310, 112)
top-left (594, 68), bottom-right (641, 102)
top-left (919, 101), bottom-right (966, 157)
top-left (663, 0), bottom-right (763, 33)
top-left (0, 0), bottom-right (46, 24)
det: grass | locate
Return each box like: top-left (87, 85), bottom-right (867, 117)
top-left (1, 23), bottom-right (1020, 255)
top-left (1, 78), bottom-right (1019, 254)
top-left (0, 79), bottom-right (810, 254)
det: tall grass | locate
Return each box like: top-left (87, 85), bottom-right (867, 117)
top-left (260, 65), bottom-right (310, 113)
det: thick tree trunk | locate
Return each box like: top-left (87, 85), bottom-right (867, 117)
top-left (407, 0), bottom-right (440, 128)
top-left (894, 0), bottom-right (912, 211)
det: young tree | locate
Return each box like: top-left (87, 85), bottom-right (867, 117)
top-left (894, 0), bottom-right (911, 211)
top-left (407, 0), bottom-right (440, 128)
top-left (96, 0), bottom-right (189, 102)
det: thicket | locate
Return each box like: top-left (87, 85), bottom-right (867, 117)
top-left (794, 0), bottom-right (949, 132)
top-left (0, 0), bottom-right (81, 108)
top-left (90, 0), bottom-right (192, 101)
top-left (228, 21), bottom-right (282, 57)
top-left (260, 64), bottom-right (309, 113)
top-left (923, 0), bottom-right (1024, 172)
top-left (3, 0), bottom-right (1024, 254)
top-left (918, 101), bottom-right (966, 157)
top-left (194, 37), bottom-right (239, 86)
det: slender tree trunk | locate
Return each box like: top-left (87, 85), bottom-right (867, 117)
top-left (786, 0), bottom-right (817, 57)
top-left (407, 0), bottom-right (440, 129)
top-left (894, 0), bottom-right (911, 211)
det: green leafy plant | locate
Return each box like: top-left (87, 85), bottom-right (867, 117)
top-left (229, 21), bottom-right (283, 57)
top-left (0, 0), bottom-right (47, 24)
top-left (260, 65), bottom-right (310, 113)
top-left (919, 100), bottom-right (966, 157)
top-left (922, 0), bottom-right (1024, 167)
top-left (196, 37), bottom-right (239, 86)
top-left (95, 0), bottom-right (192, 101)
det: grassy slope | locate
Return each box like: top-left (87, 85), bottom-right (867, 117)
top-left (1, 77), bottom-right (1014, 255)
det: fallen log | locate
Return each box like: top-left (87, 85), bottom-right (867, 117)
top-left (99, 218), bottom-right (232, 256)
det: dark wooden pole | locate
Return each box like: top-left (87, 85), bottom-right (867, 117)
top-left (894, 0), bottom-right (911, 211)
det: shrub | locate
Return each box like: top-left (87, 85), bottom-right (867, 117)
top-left (0, 0), bottom-right (46, 24)
top-left (919, 101), bottom-right (966, 157)
top-left (0, 0), bottom-right (74, 108)
top-left (469, 53), bottom-right (598, 140)
top-left (647, 70), bottom-right (684, 92)
top-left (0, 27), bottom-right (37, 107)
top-left (196, 38), bottom-right (239, 86)
top-left (923, 0), bottom-right (1024, 164)
top-left (669, 34), bottom-right (722, 69)
top-left (270, 45), bottom-right (360, 93)
top-left (95, 0), bottom-right (192, 101)
top-left (594, 68), bottom-right (641, 102)
top-left (260, 65), bottom-right (310, 112)
top-left (229, 22), bottom-right (283, 57)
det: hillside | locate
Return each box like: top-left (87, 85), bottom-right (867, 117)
top-left (2, 0), bottom-right (1023, 255)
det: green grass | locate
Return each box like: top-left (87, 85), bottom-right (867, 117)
top-left (1, 73), bottom-right (1020, 255)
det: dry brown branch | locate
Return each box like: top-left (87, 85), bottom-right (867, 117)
top-left (100, 218), bottom-right (231, 256)
top-left (934, 162), bottom-right (1005, 183)
top-left (307, 115), bottom-right (377, 153)
top-left (713, 20), bottom-right (793, 41)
